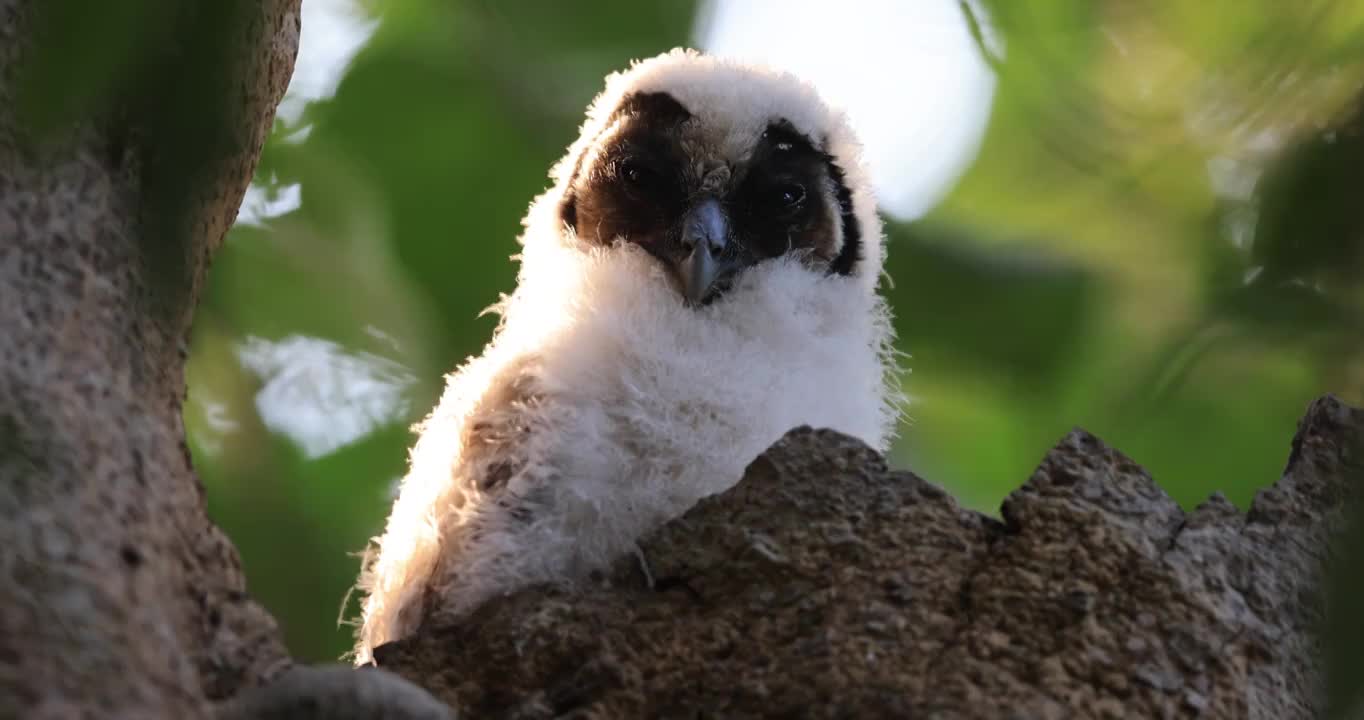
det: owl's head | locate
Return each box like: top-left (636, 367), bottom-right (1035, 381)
top-left (546, 49), bottom-right (883, 305)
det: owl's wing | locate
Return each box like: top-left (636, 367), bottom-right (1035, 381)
top-left (460, 366), bottom-right (542, 515)
top-left (355, 357), bottom-right (551, 661)
top-left (411, 363), bottom-right (552, 626)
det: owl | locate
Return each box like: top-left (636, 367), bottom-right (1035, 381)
top-left (353, 48), bottom-right (901, 664)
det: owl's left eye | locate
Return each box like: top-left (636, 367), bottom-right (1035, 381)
top-left (775, 182), bottom-right (805, 208)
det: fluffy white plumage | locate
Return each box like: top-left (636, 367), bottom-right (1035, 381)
top-left (352, 49), bottom-right (902, 664)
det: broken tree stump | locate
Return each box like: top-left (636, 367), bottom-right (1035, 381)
top-left (370, 395), bottom-right (1361, 719)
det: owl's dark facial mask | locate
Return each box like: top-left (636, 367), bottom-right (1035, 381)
top-left (560, 91), bottom-right (862, 306)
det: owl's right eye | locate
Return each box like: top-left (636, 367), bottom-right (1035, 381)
top-left (607, 155), bottom-right (685, 219)
top-left (617, 159), bottom-right (653, 188)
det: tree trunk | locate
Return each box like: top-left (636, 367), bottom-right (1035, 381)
top-left (0, 3), bottom-right (445, 719)
top-left (0, 1), bottom-right (298, 717)
top-left (369, 396), bottom-right (1361, 719)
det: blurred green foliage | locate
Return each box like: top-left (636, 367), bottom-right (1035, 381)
top-left (170, 0), bottom-right (1364, 676)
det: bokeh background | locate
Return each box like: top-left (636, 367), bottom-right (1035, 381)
top-left (187, 0), bottom-right (1364, 669)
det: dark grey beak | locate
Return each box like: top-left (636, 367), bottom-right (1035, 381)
top-left (677, 198), bottom-right (732, 305)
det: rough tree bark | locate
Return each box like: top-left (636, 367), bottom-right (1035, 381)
top-left (369, 396), bottom-right (1361, 719)
top-left (0, 2), bottom-right (1358, 719)
top-left (0, 2), bottom-right (447, 718)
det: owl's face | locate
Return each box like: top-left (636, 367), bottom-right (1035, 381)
top-left (559, 90), bottom-right (862, 305)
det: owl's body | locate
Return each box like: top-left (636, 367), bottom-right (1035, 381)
top-left (354, 50), bottom-right (900, 663)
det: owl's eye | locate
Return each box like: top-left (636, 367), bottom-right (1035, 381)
top-left (618, 159), bottom-right (653, 188)
top-left (775, 182), bottom-right (805, 208)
